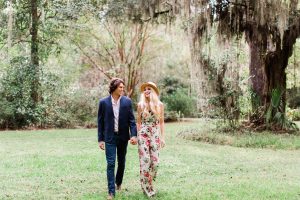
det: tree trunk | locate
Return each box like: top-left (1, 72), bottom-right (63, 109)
top-left (7, 0), bottom-right (13, 50)
top-left (265, 51), bottom-right (287, 113)
top-left (30, 0), bottom-right (39, 104)
top-left (247, 28), bottom-right (296, 125)
top-left (248, 39), bottom-right (268, 110)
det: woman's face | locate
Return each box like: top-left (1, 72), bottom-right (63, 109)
top-left (144, 87), bottom-right (152, 98)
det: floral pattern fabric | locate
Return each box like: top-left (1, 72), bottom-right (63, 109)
top-left (138, 111), bottom-right (160, 197)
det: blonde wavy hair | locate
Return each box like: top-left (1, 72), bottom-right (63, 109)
top-left (138, 87), bottom-right (162, 119)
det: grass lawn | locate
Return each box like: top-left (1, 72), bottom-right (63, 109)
top-left (1, 121), bottom-right (300, 200)
top-left (178, 120), bottom-right (300, 150)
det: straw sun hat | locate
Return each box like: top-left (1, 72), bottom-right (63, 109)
top-left (140, 82), bottom-right (159, 95)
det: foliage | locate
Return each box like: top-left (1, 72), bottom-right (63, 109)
top-left (1, 0), bottom-right (300, 129)
top-left (238, 86), bottom-right (252, 119)
top-left (0, 56), bottom-right (100, 129)
top-left (287, 108), bottom-right (300, 121)
top-left (265, 88), bottom-right (299, 131)
top-left (265, 89), bottom-right (282, 124)
top-left (162, 89), bottom-right (196, 117)
top-left (208, 62), bottom-right (241, 128)
top-left (208, 91), bottom-right (241, 128)
top-left (159, 76), bottom-right (196, 118)
top-left (0, 57), bottom-right (40, 128)
top-left (138, 0), bottom-right (300, 131)
top-left (159, 76), bottom-right (186, 95)
top-left (164, 110), bottom-right (180, 122)
top-left (72, 20), bottom-right (154, 97)
top-left (59, 89), bottom-right (99, 128)
top-left (286, 39), bottom-right (300, 89)
top-left (288, 95), bottom-right (300, 109)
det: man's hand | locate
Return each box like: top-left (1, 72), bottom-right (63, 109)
top-left (130, 136), bottom-right (137, 145)
top-left (99, 141), bottom-right (105, 150)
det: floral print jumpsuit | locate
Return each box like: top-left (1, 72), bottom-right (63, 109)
top-left (138, 110), bottom-right (160, 197)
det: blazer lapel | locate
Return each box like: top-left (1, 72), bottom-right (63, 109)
top-left (107, 96), bottom-right (114, 118)
top-left (118, 96), bottom-right (124, 126)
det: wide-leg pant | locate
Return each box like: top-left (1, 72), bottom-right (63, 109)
top-left (138, 124), bottom-right (160, 197)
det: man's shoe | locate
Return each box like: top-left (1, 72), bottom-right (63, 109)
top-left (107, 193), bottom-right (114, 200)
top-left (116, 184), bottom-right (121, 191)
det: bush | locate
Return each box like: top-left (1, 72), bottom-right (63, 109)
top-left (164, 110), bottom-right (180, 122)
top-left (288, 95), bottom-right (300, 109)
top-left (35, 87), bottom-right (101, 128)
top-left (0, 56), bottom-right (100, 129)
top-left (0, 97), bottom-right (14, 129)
top-left (162, 89), bottom-right (197, 117)
top-left (63, 89), bottom-right (98, 127)
top-left (287, 108), bottom-right (300, 121)
top-left (0, 57), bottom-right (39, 128)
top-left (159, 76), bottom-right (197, 118)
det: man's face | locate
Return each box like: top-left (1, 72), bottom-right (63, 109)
top-left (113, 83), bottom-right (125, 97)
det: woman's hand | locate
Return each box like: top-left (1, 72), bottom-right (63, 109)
top-left (130, 136), bottom-right (137, 145)
top-left (160, 139), bottom-right (166, 148)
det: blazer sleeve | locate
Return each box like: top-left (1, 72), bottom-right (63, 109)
top-left (97, 100), bottom-right (104, 142)
top-left (128, 99), bottom-right (137, 137)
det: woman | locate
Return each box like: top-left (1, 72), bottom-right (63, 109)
top-left (137, 81), bottom-right (165, 198)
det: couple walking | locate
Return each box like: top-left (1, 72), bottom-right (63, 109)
top-left (97, 78), bottom-right (165, 199)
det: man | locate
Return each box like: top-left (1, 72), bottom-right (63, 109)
top-left (98, 78), bottom-right (137, 200)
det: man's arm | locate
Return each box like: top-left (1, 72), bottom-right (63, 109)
top-left (128, 99), bottom-right (137, 145)
top-left (97, 100), bottom-right (105, 150)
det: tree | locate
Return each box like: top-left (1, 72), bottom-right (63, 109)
top-left (135, 0), bottom-right (300, 130)
top-left (214, 0), bottom-right (300, 129)
top-left (72, 20), bottom-right (152, 98)
top-left (30, 0), bottom-right (39, 103)
top-left (0, 0), bottom-right (101, 128)
top-left (69, 0), bottom-right (160, 98)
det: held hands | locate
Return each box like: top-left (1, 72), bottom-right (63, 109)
top-left (99, 141), bottom-right (105, 150)
top-left (130, 136), bottom-right (137, 145)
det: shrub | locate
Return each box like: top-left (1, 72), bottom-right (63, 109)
top-left (162, 89), bottom-right (196, 117)
top-left (164, 110), bottom-right (180, 122)
top-left (287, 108), bottom-right (300, 121)
top-left (0, 56), bottom-right (100, 129)
top-left (159, 76), bottom-right (197, 118)
top-left (64, 89), bottom-right (99, 127)
top-left (0, 57), bottom-right (38, 128)
top-left (288, 95), bottom-right (300, 109)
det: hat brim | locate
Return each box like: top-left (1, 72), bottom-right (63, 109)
top-left (140, 83), bottom-right (159, 95)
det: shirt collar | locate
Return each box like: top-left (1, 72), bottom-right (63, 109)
top-left (111, 95), bottom-right (121, 105)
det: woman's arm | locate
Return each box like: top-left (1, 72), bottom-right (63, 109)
top-left (137, 103), bottom-right (142, 132)
top-left (159, 103), bottom-right (165, 148)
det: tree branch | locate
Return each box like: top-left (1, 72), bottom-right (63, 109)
top-left (141, 8), bottom-right (173, 22)
top-left (73, 41), bottom-right (112, 79)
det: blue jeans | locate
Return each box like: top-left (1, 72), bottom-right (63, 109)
top-left (105, 134), bottom-right (128, 195)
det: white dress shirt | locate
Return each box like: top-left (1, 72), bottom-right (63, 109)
top-left (111, 95), bottom-right (121, 132)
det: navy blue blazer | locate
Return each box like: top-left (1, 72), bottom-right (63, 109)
top-left (97, 96), bottom-right (137, 143)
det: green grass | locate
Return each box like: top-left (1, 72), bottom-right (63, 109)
top-left (178, 120), bottom-right (300, 150)
top-left (1, 121), bottom-right (300, 199)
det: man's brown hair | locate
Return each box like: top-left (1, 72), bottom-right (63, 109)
top-left (109, 78), bottom-right (125, 94)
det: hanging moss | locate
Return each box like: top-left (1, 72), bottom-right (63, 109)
top-left (136, 0), bottom-right (300, 130)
